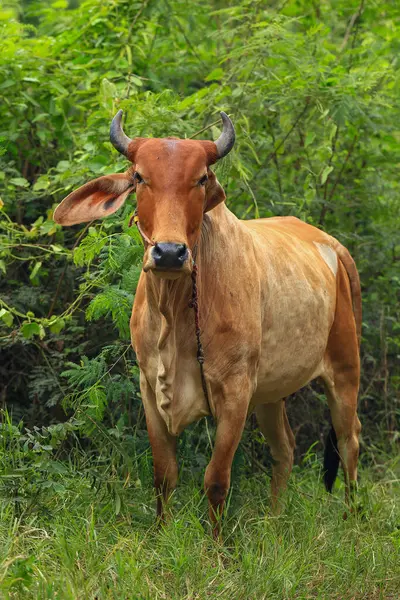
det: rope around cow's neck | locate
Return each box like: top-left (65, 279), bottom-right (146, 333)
top-left (188, 263), bottom-right (210, 407)
top-left (130, 211), bottom-right (211, 411)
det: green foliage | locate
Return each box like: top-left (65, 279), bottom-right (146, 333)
top-left (0, 0), bottom-right (399, 461)
top-left (0, 426), bottom-right (399, 599)
top-left (0, 409), bottom-right (79, 506)
top-left (86, 287), bottom-right (133, 339)
top-left (1, 3), bottom-right (399, 595)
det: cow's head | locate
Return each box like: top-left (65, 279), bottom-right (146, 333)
top-left (54, 111), bottom-right (235, 278)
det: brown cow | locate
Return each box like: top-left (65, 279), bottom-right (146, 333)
top-left (54, 111), bottom-right (362, 537)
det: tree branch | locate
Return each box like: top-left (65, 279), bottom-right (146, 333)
top-left (47, 221), bottom-right (93, 318)
top-left (189, 118), bottom-right (221, 139)
top-left (323, 123), bottom-right (340, 203)
top-left (265, 100), bottom-right (310, 168)
top-left (340, 0), bottom-right (365, 52)
top-left (269, 122), bottom-right (284, 202)
top-left (319, 135), bottom-right (358, 226)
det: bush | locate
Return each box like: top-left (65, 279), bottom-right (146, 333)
top-left (1, 0), bottom-right (399, 463)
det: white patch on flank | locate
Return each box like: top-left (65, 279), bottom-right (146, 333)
top-left (314, 242), bottom-right (338, 276)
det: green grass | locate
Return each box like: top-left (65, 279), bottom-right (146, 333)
top-left (0, 455), bottom-right (399, 600)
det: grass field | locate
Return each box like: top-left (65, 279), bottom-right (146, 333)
top-left (0, 450), bottom-right (399, 600)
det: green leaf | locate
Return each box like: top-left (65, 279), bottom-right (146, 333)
top-left (40, 220), bottom-right (58, 236)
top-left (30, 261), bottom-right (42, 281)
top-left (50, 80), bottom-right (69, 96)
top-left (320, 165), bottom-right (334, 185)
top-left (304, 188), bottom-right (316, 205)
top-left (115, 492), bottom-right (121, 516)
top-left (87, 387), bottom-right (107, 421)
top-left (205, 68), bottom-right (224, 81)
top-left (305, 132), bottom-right (316, 147)
top-left (329, 123), bottom-right (338, 142)
top-left (131, 75), bottom-right (143, 87)
top-left (100, 78), bottom-right (117, 107)
top-left (21, 322), bottom-right (41, 339)
top-left (126, 45), bottom-right (132, 66)
top-left (56, 161), bottom-right (70, 172)
top-left (52, 482), bottom-right (66, 494)
top-left (10, 177), bottom-right (29, 188)
top-left (50, 244), bottom-right (64, 253)
top-left (0, 308), bottom-right (13, 328)
top-left (49, 318), bottom-right (65, 334)
top-left (0, 79), bottom-right (14, 89)
top-left (33, 176), bottom-right (50, 191)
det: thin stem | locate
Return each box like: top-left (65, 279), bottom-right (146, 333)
top-left (269, 122), bottom-right (284, 203)
top-left (243, 178), bottom-right (260, 218)
top-left (264, 101), bottom-right (310, 168)
top-left (340, 0), bottom-right (365, 53)
top-left (47, 221), bottom-right (93, 318)
top-left (189, 118), bottom-right (221, 140)
top-left (319, 135), bottom-right (358, 226)
top-left (323, 124), bottom-right (340, 203)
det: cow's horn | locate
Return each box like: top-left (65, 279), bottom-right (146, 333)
top-left (110, 110), bottom-right (132, 157)
top-left (214, 111), bottom-right (235, 159)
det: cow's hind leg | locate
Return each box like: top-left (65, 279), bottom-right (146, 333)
top-left (140, 374), bottom-right (178, 522)
top-left (255, 400), bottom-right (295, 511)
top-left (321, 258), bottom-right (361, 508)
top-left (322, 372), bottom-right (361, 507)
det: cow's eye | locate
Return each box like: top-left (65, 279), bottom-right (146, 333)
top-left (198, 174), bottom-right (208, 186)
top-left (134, 171), bottom-right (144, 184)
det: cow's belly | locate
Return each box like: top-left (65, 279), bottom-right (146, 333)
top-left (253, 347), bottom-right (325, 405)
top-left (253, 277), bottom-right (334, 405)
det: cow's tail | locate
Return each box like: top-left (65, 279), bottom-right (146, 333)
top-left (323, 426), bottom-right (339, 492)
top-left (323, 240), bottom-right (362, 492)
top-left (332, 241), bottom-right (362, 347)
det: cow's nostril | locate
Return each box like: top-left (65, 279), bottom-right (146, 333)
top-left (153, 243), bottom-right (163, 260)
top-left (177, 244), bottom-right (187, 258)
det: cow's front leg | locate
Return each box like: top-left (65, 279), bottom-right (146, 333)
top-left (204, 378), bottom-right (250, 539)
top-left (140, 373), bottom-right (178, 522)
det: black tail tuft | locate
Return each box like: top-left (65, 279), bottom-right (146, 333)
top-left (324, 426), bottom-right (339, 493)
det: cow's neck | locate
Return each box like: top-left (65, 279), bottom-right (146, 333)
top-left (143, 202), bottom-right (246, 365)
top-left (143, 203), bottom-right (240, 327)
top-left (142, 204), bottom-right (248, 434)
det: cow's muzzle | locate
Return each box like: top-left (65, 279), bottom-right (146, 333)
top-left (143, 242), bottom-right (192, 277)
top-left (153, 242), bottom-right (188, 269)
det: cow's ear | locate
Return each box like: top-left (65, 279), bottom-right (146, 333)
top-left (53, 172), bottom-right (135, 226)
top-left (204, 169), bottom-right (226, 212)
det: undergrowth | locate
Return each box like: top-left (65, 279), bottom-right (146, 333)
top-left (0, 415), bottom-right (399, 599)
